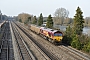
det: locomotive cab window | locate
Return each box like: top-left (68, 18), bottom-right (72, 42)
top-left (54, 33), bottom-right (62, 36)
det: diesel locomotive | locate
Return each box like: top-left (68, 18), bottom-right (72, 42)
top-left (29, 24), bottom-right (63, 44)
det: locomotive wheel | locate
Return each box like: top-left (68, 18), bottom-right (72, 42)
top-left (48, 38), bottom-right (51, 42)
top-left (46, 37), bottom-right (48, 40)
top-left (51, 40), bottom-right (55, 44)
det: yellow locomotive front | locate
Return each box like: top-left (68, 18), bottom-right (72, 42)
top-left (53, 32), bottom-right (63, 42)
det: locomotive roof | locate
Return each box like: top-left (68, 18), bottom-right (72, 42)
top-left (40, 27), bottom-right (61, 33)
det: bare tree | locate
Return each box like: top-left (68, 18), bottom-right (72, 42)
top-left (54, 8), bottom-right (69, 25)
top-left (18, 13), bottom-right (32, 23)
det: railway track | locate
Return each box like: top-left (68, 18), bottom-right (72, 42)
top-left (58, 45), bottom-right (90, 60)
top-left (13, 21), bottom-right (60, 60)
top-left (11, 22), bottom-right (36, 60)
top-left (0, 21), bottom-right (14, 60)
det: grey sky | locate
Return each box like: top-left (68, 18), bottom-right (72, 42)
top-left (0, 0), bottom-right (90, 17)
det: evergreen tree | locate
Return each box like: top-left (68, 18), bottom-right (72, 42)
top-left (38, 13), bottom-right (43, 26)
top-left (71, 7), bottom-right (84, 50)
top-left (33, 16), bottom-right (37, 24)
top-left (19, 19), bottom-right (22, 22)
top-left (46, 15), bottom-right (53, 28)
top-left (28, 17), bottom-right (31, 23)
top-left (73, 6), bottom-right (84, 35)
top-left (66, 25), bottom-right (72, 37)
top-left (64, 25), bottom-right (72, 45)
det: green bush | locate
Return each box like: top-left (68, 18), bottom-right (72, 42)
top-left (83, 42), bottom-right (90, 52)
top-left (62, 35), bottom-right (72, 45)
top-left (71, 35), bottom-right (81, 50)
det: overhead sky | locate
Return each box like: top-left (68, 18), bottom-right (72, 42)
top-left (0, 0), bottom-right (90, 17)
